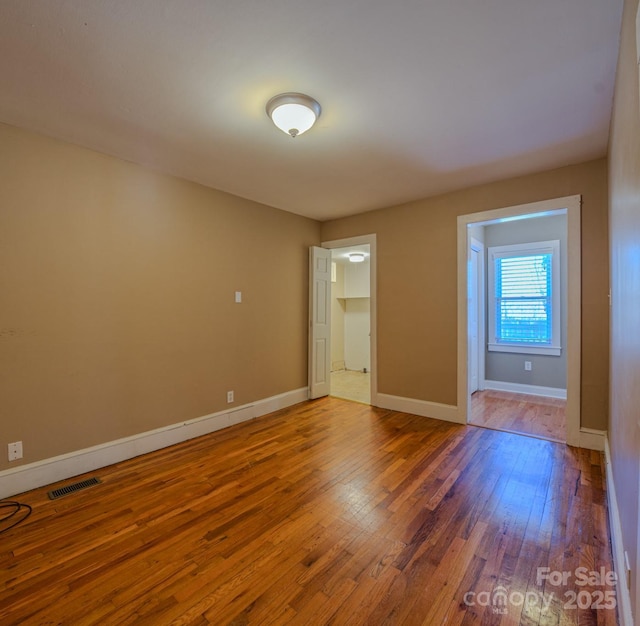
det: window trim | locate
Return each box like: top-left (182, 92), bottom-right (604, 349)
top-left (487, 239), bottom-right (561, 356)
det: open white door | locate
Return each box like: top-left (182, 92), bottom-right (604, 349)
top-left (468, 237), bottom-right (485, 396)
top-left (309, 246), bottom-right (331, 399)
top-left (468, 244), bottom-right (480, 393)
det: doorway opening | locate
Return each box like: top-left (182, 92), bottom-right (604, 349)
top-left (467, 212), bottom-right (567, 442)
top-left (457, 196), bottom-right (581, 446)
top-left (329, 244), bottom-right (371, 404)
top-left (320, 234), bottom-right (377, 406)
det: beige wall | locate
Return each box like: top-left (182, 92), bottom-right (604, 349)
top-left (608, 0), bottom-right (640, 617)
top-left (0, 123), bottom-right (320, 471)
top-left (322, 158), bottom-right (609, 430)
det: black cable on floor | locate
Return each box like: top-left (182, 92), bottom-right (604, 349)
top-left (0, 500), bottom-right (32, 534)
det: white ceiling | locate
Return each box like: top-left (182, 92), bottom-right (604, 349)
top-left (0, 0), bottom-right (623, 221)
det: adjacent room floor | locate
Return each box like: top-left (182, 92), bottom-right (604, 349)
top-left (1, 397), bottom-right (614, 625)
top-left (470, 389), bottom-right (566, 442)
top-left (330, 369), bottom-right (370, 404)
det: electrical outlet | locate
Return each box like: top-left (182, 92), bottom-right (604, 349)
top-left (227, 390), bottom-right (234, 403)
top-left (524, 361), bottom-right (532, 371)
top-left (8, 441), bottom-right (23, 461)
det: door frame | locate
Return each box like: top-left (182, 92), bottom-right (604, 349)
top-left (457, 195), bottom-right (581, 446)
top-left (321, 234), bottom-right (377, 405)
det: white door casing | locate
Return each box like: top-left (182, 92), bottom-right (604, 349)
top-left (309, 246), bottom-right (332, 399)
top-left (457, 195), bottom-right (581, 445)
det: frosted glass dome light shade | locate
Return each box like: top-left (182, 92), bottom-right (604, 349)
top-left (266, 93), bottom-right (321, 138)
top-left (348, 252), bottom-right (365, 263)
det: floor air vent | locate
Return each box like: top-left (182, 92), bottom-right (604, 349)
top-left (48, 477), bottom-right (102, 500)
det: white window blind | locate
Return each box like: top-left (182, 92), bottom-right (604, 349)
top-left (488, 240), bottom-right (561, 356)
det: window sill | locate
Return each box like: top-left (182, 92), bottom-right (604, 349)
top-left (488, 343), bottom-right (562, 356)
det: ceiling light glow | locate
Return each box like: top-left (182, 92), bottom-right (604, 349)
top-left (266, 93), bottom-right (321, 138)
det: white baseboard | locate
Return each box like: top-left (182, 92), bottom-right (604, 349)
top-left (0, 387), bottom-right (308, 500)
top-left (483, 380), bottom-right (567, 400)
top-left (577, 427), bottom-right (606, 452)
top-left (604, 437), bottom-right (634, 626)
top-left (375, 393), bottom-right (462, 424)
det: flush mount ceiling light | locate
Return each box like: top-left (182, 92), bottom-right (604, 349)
top-left (348, 252), bottom-right (365, 263)
top-left (266, 92), bottom-right (321, 138)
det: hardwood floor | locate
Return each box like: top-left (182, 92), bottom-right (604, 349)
top-left (0, 398), bottom-right (616, 625)
top-left (470, 389), bottom-right (566, 442)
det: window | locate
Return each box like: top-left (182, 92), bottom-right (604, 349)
top-left (488, 240), bottom-right (561, 356)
